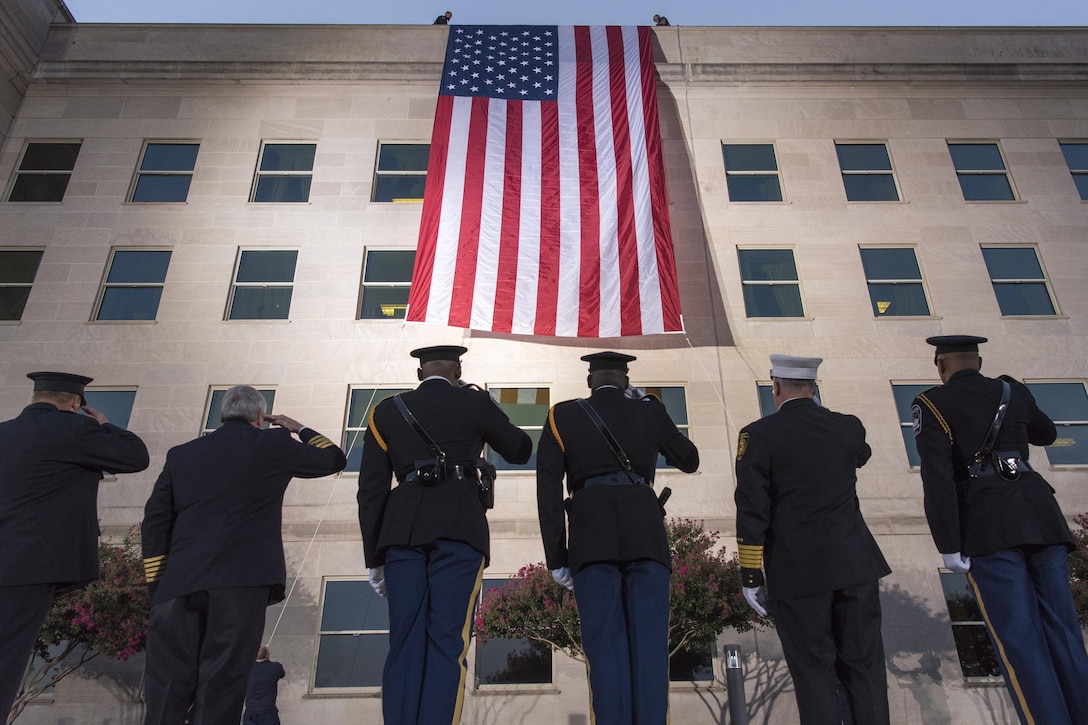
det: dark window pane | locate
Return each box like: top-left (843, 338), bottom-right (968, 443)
top-left (738, 250), bottom-right (797, 281)
top-left (374, 176), bottom-right (427, 203)
top-left (958, 175), bottom-right (1014, 201)
top-left (477, 637), bottom-right (552, 685)
top-left (867, 283), bottom-right (929, 316)
top-left (722, 144), bottom-right (778, 171)
top-left (836, 144), bottom-right (892, 171)
top-left (347, 389), bottom-right (409, 429)
top-left (488, 428), bottom-right (542, 471)
top-left (20, 143), bottom-right (81, 171)
top-left (952, 626), bottom-right (1002, 678)
top-left (82, 390), bottom-right (136, 429)
top-left (1060, 143), bottom-right (1088, 170)
top-left (901, 428), bottom-right (921, 467)
top-left (1026, 382), bottom-right (1088, 422)
top-left (106, 251), bottom-right (172, 284)
top-left (141, 143), bottom-right (199, 171)
top-left (843, 174), bottom-right (899, 202)
top-left (321, 580), bottom-right (389, 631)
top-left (97, 287), bottom-right (164, 321)
top-left (132, 175), bottom-right (193, 203)
top-left (948, 143), bottom-right (1005, 171)
top-left (259, 144), bottom-right (316, 172)
top-left (364, 251), bottom-right (416, 283)
top-left (892, 385), bottom-right (932, 421)
top-left (742, 284), bottom-right (804, 318)
top-left (0, 250), bottom-right (44, 283)
top-left (236, 251), bottom-right (297, 283)
top-left (758, 385), bottom-right (776, 417)
top-left (860, 248), bottom-right (921, 280)
top-left (229, 287), bottom-right (293, 319)
top-left (669, 645), bottom-right (714, 682)
top-left (991, 283), bottom-right (1054, 316)
top-left (253, 176), bottom-right (312, 202)
top-left (649, 387), bottom-right (688, 425)
top-left (1072, 174), bottom-right (1088, 201)
top-left (0, 288), bottom-right (32, 320)
top-left (8, 174), bottom-right (71, 202)
top-left (726, 175), bottom-right (783, 202)
top-left (205, 389), bottom-right (275, 430)
top-left (1044, 424), bottom-right (1088, 465)
top-left (940, 572), bottom-right (983, 621)
top-left (359, 287), bottom-right (410, 319)
top-left (378, 144), bottom-right (430, 172)
top-left (314, 634), bottom-right (388, 688)
top-left (981, 248), bottom-right (1043, 280)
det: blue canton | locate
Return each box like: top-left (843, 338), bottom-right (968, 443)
top-left (440, 25), bottom-right (560, 101)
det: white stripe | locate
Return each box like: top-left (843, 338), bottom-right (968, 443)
top-left (513, 103), bottom-right (542, 335)
top-left (470, 100), bottom-right (507, 331)
top-left (555, 25), bottom-right (581, 337)
top-left (591, 26), bottom-right (621, 338)
top-left (429, 97), bottom-right (473, 325)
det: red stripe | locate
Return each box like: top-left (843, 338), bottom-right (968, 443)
top-left (492, 102), bottom-right (523, 334)
top-left (535, 101), bottom-right (561, 336)
top-left (638, 26), bottom-right (682, 331)
top-left (447, 98), bottom-right (490, 328)
top-left (574, 26), bottom-right (600, 338)
top-left (407, 95), bottom-right (455, 322)
top-left (607, 26), bottom-right (643, 336)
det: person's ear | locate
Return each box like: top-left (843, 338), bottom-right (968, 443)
top-left (417, 367), bottom-right (424, 381)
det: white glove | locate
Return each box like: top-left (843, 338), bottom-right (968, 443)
top-left (743, 586), bottom-right (768, 617)
top-left (551, 567), bottom-right (574, 591)
top-left (942, 552), bottom-right (971, 573)
top-left (369, 567), bottom-right (386, 597)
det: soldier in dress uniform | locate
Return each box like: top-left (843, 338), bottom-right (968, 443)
top-left (0, 372), bottom-right (149, 716)
top-left (141, 385), bottom-right (346, 724)
top-left (357, 345), bottom-right (531, 725)
top-left (536, 351), bottom-right (699, 725)
top-left (912, 335), bottom-right (1088, 725)
top-left (735, 355), bottom-right (890, 725)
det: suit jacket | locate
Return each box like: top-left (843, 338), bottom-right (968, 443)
top-left (356, 378), bottom-right (532, 567)
top-left (0, 403), bottom-right (149, 590)
top-left (536, 386), bottom-right (699, 573)
top-left (734, 398), bottom-right (890, 601)
top-left (912, 368), bottom-right (1072, 556)
top-left (142, 421), bottom-right (345, 605)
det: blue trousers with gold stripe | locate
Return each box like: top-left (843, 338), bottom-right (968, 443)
top-left (382, 540), bottom-right (485, 725)
top-left (968, 544), bottom-right (1088, 725)
top-left (573, 559), bottom-right (671, 725)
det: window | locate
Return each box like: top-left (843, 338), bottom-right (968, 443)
top-left (948, 143), bottom-right (1015, 201)
top-left (202, 387), bottom-right (276, 434)
top-left (373, 144), bottom-right (429, 203)
top-left (669, 645), bottom-right (715, 683)
top-left (1059, 141), bottom-right (1088, 201)
top-left (836, 143), bottom-right (899, 202)
top-left (475, 578), bottom-right (553, 687)
top-left (980, 246), bottom-right (1056, 316)
top-left (343, 387), bottom-right (411, 472)
top-left (359, 250), bottom-right (415, 320)
top-left (859, 247), bottom-right (930, 317)
top-left (892, 384), bottom-right (934, 468)
top-left (721, 144), bottom-right (783, 202)
top-left (226, 250), bottom-right (298, 320)
top-left (83, 389), bottom-right (137, 429)
top-left (487, 387), bottom-right (549, 471)
top-left (129, 142), bottom-right (199, 202)
top-left (1025, 381), bottom-right (1088, 465)
top-left (757, 383), bottom-right (823, 418)
top-left (7, 142), bottom-right (81, 202)
top-left (939, 571), bottom-right (1001, 680)
top-left (313, 578), bottom-right (389, 691)
top-left (94, 249), bottom-right (172, 321)
top-left (0, 249), bottom-right (44, 320)
top-left (251, 143), bottom-right (316, 202)
top-left (737, 249), bottom-right (804, 318)
top-left (639, 386), bottom-right (690, 468)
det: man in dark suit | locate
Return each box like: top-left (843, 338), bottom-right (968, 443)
top-left (913, 335), bottom-right (1088, 725)
top-left (735, 354), bottom-right (890, 725)
top-left (536, 351), bottom-right (699, 725)
top-left (0, 371), bottom-right (149, 715)
top-left (433, 10), bottom-right (451, 24)
top-left (141, 385), bottom-right (345, 725)
top-left (357, 345), bottom-right (531, 725)
top-left (243, 645), bottom-right (285, 725)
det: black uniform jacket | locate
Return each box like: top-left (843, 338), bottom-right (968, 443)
top-left (356, 379), bottom-right (532, 567)
top-left (536, 386), bottom-right (699, 574)
top-left (142, 421), bottom-right (346, 605)
top-left (912, 368), bottom-right (1072, 557)
top-left (0, 403), bottom-right (149, 591)
top-left (735, 398), bottom-right (890, 602)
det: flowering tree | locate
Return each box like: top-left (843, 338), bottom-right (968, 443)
top-left (1068, 513), bottom-right (1088, 626)
top-left (476, 518), bottom-right (772, 665)
top-left (7, 527), bottom-right (149, 724)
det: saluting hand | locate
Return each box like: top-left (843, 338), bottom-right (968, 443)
top-left (81, 405), bottom-right (109, 425)
top-left (264, 414), bottom-right (303, 433)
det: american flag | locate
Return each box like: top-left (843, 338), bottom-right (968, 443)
top-left (406, 25), bottom-right (683, 337)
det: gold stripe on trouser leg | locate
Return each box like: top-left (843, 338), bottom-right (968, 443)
top-left (583, 657), bottom-right (596, 725)
top-left (450, 558), bottom-right (485, 725)
top-left (967, 572), bottom-right (1035, 725)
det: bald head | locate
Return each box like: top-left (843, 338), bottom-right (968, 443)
top-left (418, 359), bottom-right (461, 384)
top-left (935, 351), bottom-right (982, 383)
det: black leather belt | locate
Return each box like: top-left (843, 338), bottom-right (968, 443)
top-left (974, 457), bottom-right (1032, 479)
top-left (403, 464), bottom-right (477, 487)
top-left (581, 472), bottom-right (650, 489)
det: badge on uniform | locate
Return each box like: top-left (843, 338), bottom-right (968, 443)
top-left (736, 432), bottom-right (749, 461)
top-left (911, 404), bottom-right (921, 436)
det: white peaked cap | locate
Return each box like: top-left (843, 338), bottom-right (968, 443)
top-left (769, 354), bottom-right (822, 380)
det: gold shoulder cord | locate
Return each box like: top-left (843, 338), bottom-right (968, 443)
top-left (547, 406), bottom-right (565, 453)
top-left (368, 406), bottom-right (389, 452)
top-left (916, 392), bottom-right (953, 443)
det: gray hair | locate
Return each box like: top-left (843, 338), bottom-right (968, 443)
top-left (220, 385), bottom-right (267, 424)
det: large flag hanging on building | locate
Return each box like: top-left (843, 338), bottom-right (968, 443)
top-left (406, 25), bottom-right (683, 337)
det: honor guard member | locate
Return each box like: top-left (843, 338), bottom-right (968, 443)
top-left (0, 372), bottom-right (149, 715)
top-left (735, 355), bottom-right (891, 725)
top-left (913, 335), bottom-right (1088, 725)
top-left (357, 345), bottom-right (532, 725)
top-left (536, 352), bottom-right (699, 725)
top-left (141, 386), bottom-right (346, 725)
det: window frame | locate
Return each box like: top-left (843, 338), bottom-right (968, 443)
top-left (92, 248), bottom-right (173, 322)
top-left (858, 246), bottom-right (931, 318)
top-left (201, 386), bottom-right (276, 435)
top-left (6, 140), bottom-right (82, 203)
top-left (891, 382), bottom-right (937, 469)
top-left (835, 141), bottom-right (901, 202)
top-left (1058, 140), bottom-right (1088, 201)
top-left (372, 142), bottom-right (430, 203)
top-left (757, 382), bottom-right (823, 419)
top-left (342, 387), bottom-right (412, 474)
top-left (474, 576), bottom-right (556, 691)
top-left (225, 248), bottom-right (299, 321)
top-left (485, 386), bottom-right (550, 472)
top-left (310, 575), bottom-right (389, 694)
top-left (947, 141), bottom-right (1017, 202)
top-left (938, 570), bottom-right (1003, 683)
top-left (1024, 380), bottom-right (1088, 467)
top-left (358, 249), bottom-right (416, 320)
top-left (979, 245), bottom-right (1058, 317)
top-left (721, 142), bottom-right (785, 203)
top-left (249, 141), bottom-right (316, 203)
top-left (0, 248), bottom-right (45, 322)
top-left (127, 140), bottom-right (200, 203)
top-left (737, 247), bottom-right (806, 319)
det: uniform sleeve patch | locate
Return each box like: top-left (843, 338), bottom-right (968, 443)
top-left (736, 432), bottom-right (749, 461)
top-left (911, 404), bottom-right (921, 436)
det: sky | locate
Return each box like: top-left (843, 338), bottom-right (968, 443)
top-left (61, 0), bottom-right (1088, 28)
